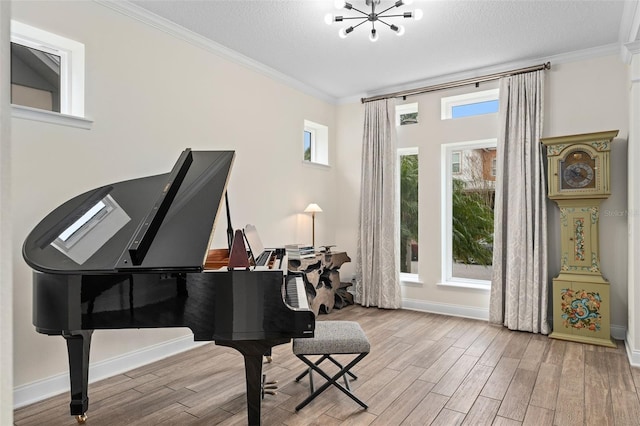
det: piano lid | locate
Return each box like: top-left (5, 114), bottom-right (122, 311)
top-left (23, 150), bottom-right (235, 274)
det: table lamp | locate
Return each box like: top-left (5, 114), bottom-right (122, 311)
top-left (304, 203), bottom-right (322, 247)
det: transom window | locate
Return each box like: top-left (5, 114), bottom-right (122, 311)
top-left (441, 89), bottom-right (499, 120)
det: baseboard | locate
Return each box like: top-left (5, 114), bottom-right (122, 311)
top-left (611, 324), bottom-right (627, 341)
top-left (401, 298), bottom-right (628, 342)
top-left (626, 330), bottom-right (640, 367)
top-left (14, 335), bottom-right (204, 409)
top-left (401, 297), bottom-right (490, 321)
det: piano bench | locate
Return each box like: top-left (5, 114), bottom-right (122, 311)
top-left (292, 321), bottom-right (370, 412)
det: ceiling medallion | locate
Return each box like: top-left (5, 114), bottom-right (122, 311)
top-left (325, 0), bottom-right (423, 42)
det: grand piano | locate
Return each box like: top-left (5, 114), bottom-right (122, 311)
top-left (22, 149), bottom-right (315, 425)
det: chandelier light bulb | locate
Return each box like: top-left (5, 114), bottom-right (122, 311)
top-left (403, 0), bottom-right (414, 5)
top-left (369, 29), bottom-right (379, 42)
top-left (339, 27), bottom-right (350, 38)
top-left (334, 0), bottom-right (347, 9)
top-left (413, 9), bottom-right (424, 20)
top-left (324, 13), bottom-right (334, 25)
top-left (395, 24), bottom-right (405, 36)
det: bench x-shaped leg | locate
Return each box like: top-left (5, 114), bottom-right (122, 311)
top-left (294, 352), bottom-right (368, 412)
top-left (295, 354), bottom-right (358, 389)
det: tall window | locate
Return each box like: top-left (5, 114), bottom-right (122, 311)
top-left (399, 148), bottom-right (418, 275)
top-left (442, 140), bottom-right (497, 287)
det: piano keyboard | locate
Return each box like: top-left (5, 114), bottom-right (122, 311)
top-left (285, 275), bottom-right (309, 310)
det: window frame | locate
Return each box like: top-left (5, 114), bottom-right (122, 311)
top-left (11, 20), bottom-right (91, 129)
top-left (398, 146), bottom-right (420, 283)
top-left (441, 89), bottom-right (499, 120)
top-left (440, 139), bottom-right (497, 290)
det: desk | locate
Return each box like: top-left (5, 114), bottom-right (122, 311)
top-left (288, 251), bottom-right (353, 316)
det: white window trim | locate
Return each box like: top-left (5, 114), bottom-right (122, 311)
top-left (303, 120), bottom-right (329, 166)
top-left (398, 146), bottom-right (419, 283)
top-left (11, 20), bottom-right (91, 129)
top-left (440, 139), bottom-right (497, 290)
top-left (441, 88), bottom-right (499, 120)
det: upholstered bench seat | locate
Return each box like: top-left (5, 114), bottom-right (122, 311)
top-left (293, 320), bottom-right (370, 411)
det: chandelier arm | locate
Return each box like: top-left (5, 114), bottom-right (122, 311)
top-left (341, 16), bottom-right (370, 21)
top-left (348, 6), bottom-right (371, 16)
top-left (376, 18), bottom-right (394, 29)
top-left (351, 19), bottom-right (370, 30)
top-left (376, 4), bottom-right (399, 15)
top-left (377, 13), bottom-right (409, 18)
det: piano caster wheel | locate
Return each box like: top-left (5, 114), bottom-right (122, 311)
top-left (261, 374), bottom-right (278, 399)
top-left (75, 414), bottom-right (88, 424)
top-left (265, 355), bottom-right (273, 363)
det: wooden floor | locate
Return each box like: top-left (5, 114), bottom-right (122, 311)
top-left (14, 305), bottom-right (640, 425)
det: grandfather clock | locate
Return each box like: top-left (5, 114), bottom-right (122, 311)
top-left (541, 130), bottom-right (618, 347)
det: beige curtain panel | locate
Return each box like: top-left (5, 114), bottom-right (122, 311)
top-left (490, 70), bottom-right (549, 334)
top-left (355, 98), bottom-right (401, 309)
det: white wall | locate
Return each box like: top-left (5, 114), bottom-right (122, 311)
top-left (11, 0), bottom-right (337, 397)
top-left (1, 0), bottom-right (13, 423)
top-left (627, 46), bottom-right (640, 365)
top-left (335, 55), bottom-right (630, 330)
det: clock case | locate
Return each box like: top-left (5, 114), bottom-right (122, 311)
top-left (541, 130), bottom-right (618, 348)
top-left (543, 130), bottom-right (618, 200)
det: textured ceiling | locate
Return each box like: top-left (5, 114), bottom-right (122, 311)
top-left (129, 0), bottom-right (638, 102)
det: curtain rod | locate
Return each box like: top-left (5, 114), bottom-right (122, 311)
top-left (360, 61), bottom-right (551, 104)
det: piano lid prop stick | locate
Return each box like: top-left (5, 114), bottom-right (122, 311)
top-left (128, 149), bottom-right (193, 265)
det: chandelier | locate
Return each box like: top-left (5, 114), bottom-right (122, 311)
top-left (325, 0), bottom-right (423, 42)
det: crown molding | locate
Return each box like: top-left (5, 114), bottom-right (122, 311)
top-left (627, 40), bottom-right (640, 56)
top-left (94, 0), bottom-right (338, 105)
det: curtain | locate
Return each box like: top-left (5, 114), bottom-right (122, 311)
top-left (355, 99), bottom-right (401, 309)
top-left (490, 70), bottom-right (549, 334)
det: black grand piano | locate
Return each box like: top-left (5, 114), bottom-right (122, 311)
top-left (22, 149), bottom-right (315, 425)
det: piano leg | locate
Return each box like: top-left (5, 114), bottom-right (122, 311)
top-left (216, 339), bottom-right (289, 426)
top-left (63, 330), bottom-right (93, 424)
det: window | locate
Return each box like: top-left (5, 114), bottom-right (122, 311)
top-left (441, 89), bottom-right (499, 120)
top-left (11, 21), bottom-right (90, 128)
top-left (442, 139), bottom-right (497, 288)
top-left (303, 120), bottom-right (329, 166)
top-left (396, 102), bottom-right (418, 126)
top-left (452, 151), bottom-right (461, 174)
top-left (11, 42), bottom-right (61, 112)
top-left (398, 148), bottom-right (418, 276)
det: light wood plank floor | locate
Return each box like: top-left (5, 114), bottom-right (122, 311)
top-left (14, 305), bottom-right (640, 425)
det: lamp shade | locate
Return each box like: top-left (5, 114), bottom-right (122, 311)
top-left (304, 203), bottom-right (323, 213)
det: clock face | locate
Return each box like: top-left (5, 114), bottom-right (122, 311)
top-left (560, 150), bottom-right (597, 190)
top-left (563, 163), bottom-right (594, 188)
